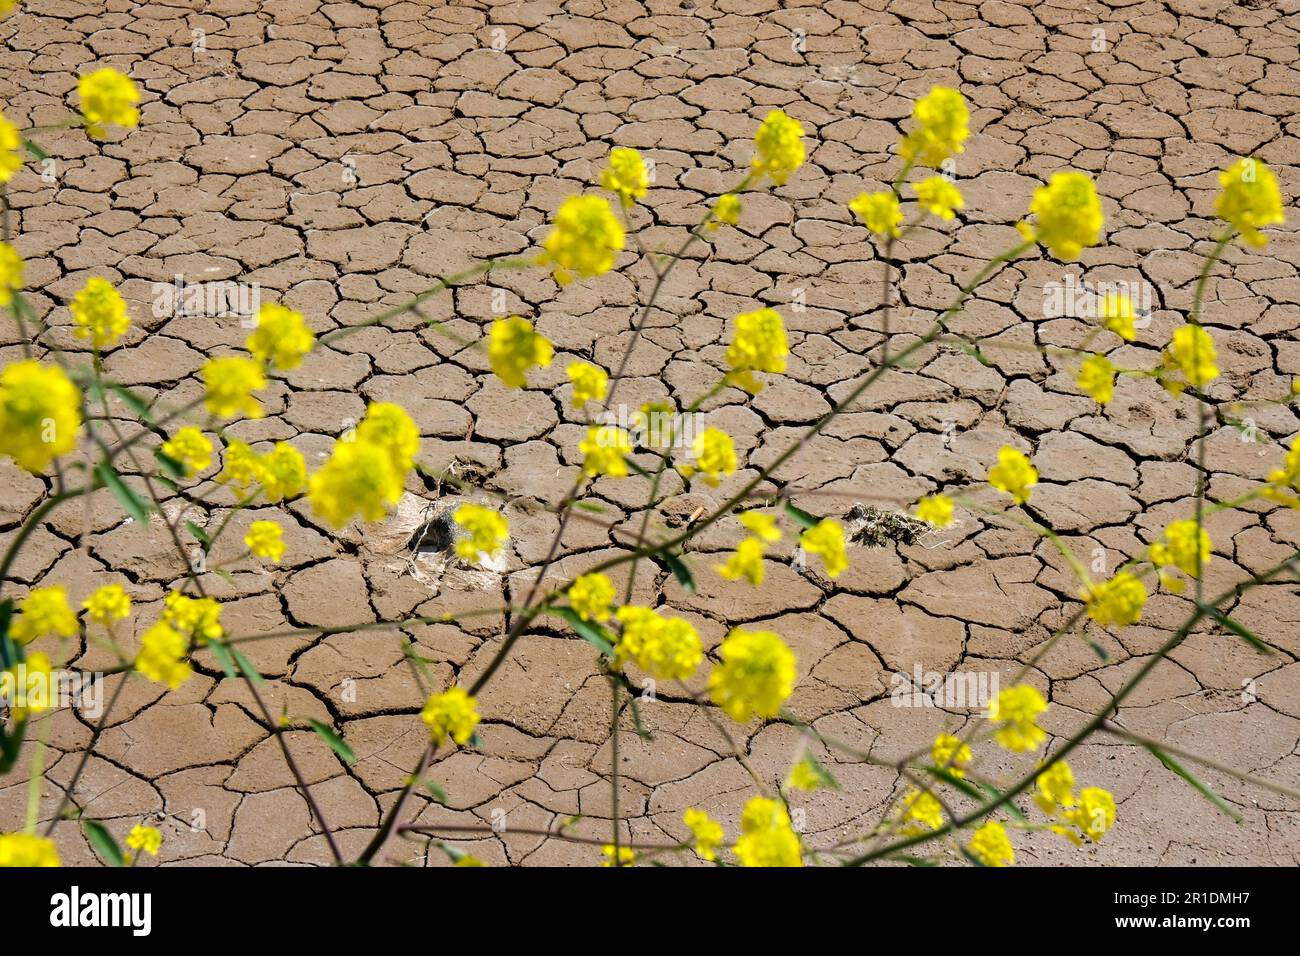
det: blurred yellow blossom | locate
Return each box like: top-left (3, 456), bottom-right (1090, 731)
top-left (0, 241), bottom-right (22, 307)
top-left (601, 844), bottom-right (635, 867)
top-left (1077, 353), bottom-right (1117, 405)
top-left (849, 191), bottom-right (902, 238)
top-left (967, 820), bottom-right (1014, 867)
top-left (931, 733), bottom-right (971, 777)
top-left (539, 195), bottom-right (624, 285)
top-left (201, 356), bottom-right (265, 420)
top-left (1034, 759), bottom-right (1076, 814)
top-left (245, 521), bottom-right (284, 563)
top-left (11, 586), bottom-right (77, 643)
top-left (421, 686), bottom-right (479, 746)
top-left (725, 307), bottom-right (788, 393)
top-left (0, 360), bottom-right (82, 473)
top-left (566, 360), bottom-right (608, 409)
top-left (987, 445), bottom-right (1037, 505)
top-left (614, 606), bottom-right (702, 681)
top-left (914, 176), bottom-right (963, 220)
top-left (161, 426), bottom-right (212, 476)
top-left (716, 536), bottom-right (765, 586)
top-left (78, 67), bottom-right (139, 139)
top-left (709, 627), bottom-right (796, 723)
top-left (489, 315), bottom-right (553, 388)
top-left (1062, 786), bottom-right (1116, 842)
top-left (683, 808), bottom-right (724, 861)
top-left (600, 147), bottom-right (648, 208)
top-left (0, 110), bottom-right (20, 184)
top-left (83, 584), bottom-right (131, 626)
top-left (126, 825), bottom-right (162, 856)
top-left (734, 796), bottom-right (802, 867)
top-left (0, 832), bottom-right (60, 867)
top-left (800, 518), bottom-right (847, 578)
top-left (70, 277), bottom-right (130, 349)
top-left (568, 572), bottom-right (615, 623)
top-left (1083, 572), bottom-right (1147, 628)
top-left (916, 494), bottom-right (954, 528)
top-left (135, 621), bottom-right (192, 689)
top-left (899, 86), bottom-right (969, 168)
top-left (246, 303), bottom-right (314, 371)
top-left (579, 425), bottom-right (631, 478)
top-left (1216, 157), bottom-right (1283, 247)
top-left (1162, 324), bottom-right (1218, 392)
top-left (710, 193), bottom-right (741, 228)
top-left (1019, 171), bottom-right (1103, 261)
top-left (751, 109), bottom-right (805, 185)
top-left (988, 684), bottom-right (1048, 753)
top-left (1099, 291), bottom-right (1136, 341)
top-left (453, 504), bottom-right (509, 564)
top-left (163, 590), bottom-right (222, 644)
top-left (309, 438), bottom-right (404, 528)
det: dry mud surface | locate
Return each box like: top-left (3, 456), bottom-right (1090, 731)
top-left (2, 0), bottom-right (1300, 866)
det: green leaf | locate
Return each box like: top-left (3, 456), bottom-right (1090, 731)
top-left (897, 855), bottom-right (939, 867)
top-left (572, 500), bottom-right (607, 513)
top-left (661, 551), bottom-right (696, 594)
top-left (1204, 606), bottom-right (1272, 655)
top-left (1144, 742), bottom-right (1243, 823)
top-left (1086, 639), bottom-right (1110, 662)
top-left (308, 718), bottom-right (356, 765)
top-left (783, 502), bottom-right (818, 529)
top-left (23, 138), bottom-right (48, 161)
top-left (94, 462), bottom-right (152, 524)
top-left (553, 607), bottom-right (615, 657)
top-left (0, 717), bottom-right (25, 774)
top-left (185, 520), bottom-right (211, 547)
top-left (627, 694), bottom-right (653, 742)
top-left (922, 765), bottom-right (1027, 822)
top-left (422, 780), bottom-right (449, 804)
top-left (155, 449), bottom-right (186, 479)
top-left (233, 649), bottom-right (265, 686)
top-left (109, 383), bottom-right (158, 425)
top-left (207, 641), bottom-right (238, 680)
top-left (0, 598), bottom-right (17, 670)
top-left (82, 819), bottom-right (125, 866)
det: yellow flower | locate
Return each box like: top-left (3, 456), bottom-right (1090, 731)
top-left (0, 831), bottom-right (60, 867)
top-left (258, 441), bottom-right (307, 501)
top-left (1162, 324), bottom-right (1218, 391)
top-left (568, 572), bottom-right (615, 622)
top-left (614, 606), bottom-right (703, 681)
top-left (0, 110), bottom-right (21, 185)
top-left (688, 426), bottom-right (736, 486)
top-left (1077, 354), bottom-right (1117, 405)
top-left (600, 147), bottom-right (648, 208)
top-left (453, 503), bottom-right (509, 564)
top-left (135, 621), bottom-right (192, 690)
top-left (683, 807), bottom-right (724, 861)
top-left (246, 303), bottom-right (315, 371)
top-left (160, 426), bottom-right (213, 476)
top-left (725, 307), bottom-right (788, 393)
top-left (488, 315), bottom-right (553, 389)
top-left (1034, 759), bottom-right (1076, 814)
top-left (356, 402), bottom-right (420, 473)
top-left (899, 86), bottom-right (969, 168)
top-left (201, 356), bottom-right (265, 420)
top-left (0, 359), bottom-right (82, 473)
top-left (7, 651), bottom-right (52, 719)
top-left (739, 511), bottom-right (780, 542)
top-left (77, 67), bottom-right (140, 139)
top-left (11, 586), bottom-right (77, 643)
top-left (716, 536), bottom-right (765, 586)
top-left (931, 733), bottom-right (972, 777)
top-left (83, 584), bottom-right (131, 626)
top-left (709, 627), bottom-right (796, 723)
top-left (849, 191), bottom-right (902, 238)
top-left (421, 686), bottom-right (480, 746)
top-left (0, 241), bottom-right (22, 307)
top-left (218, 439), bottom-right (264, 489)
top-left (70, 277), bottom-right (130, 349)
top-left (1099, 291), bottom-right (1135, 341)
top-left (1216, 157), bottom-right (1284, 247)
top-left (308, 438), bottom-right (404, 528)
top-left (900, 789), bottom-right (944, 833)
top-left (751, 109), bottom-right (805, 185)
top-left (800, 518), bottom-right (847, 578)
top-left (245, 520), bottom-right (284, 563)
top-left (1149, 520), bottom-right (1211, 579)
top-left (967, 820), bottom-right (1014, 867)
top-left (987, 445), bottom-right (1037, 505)
top-left (734, 796), bottom-right (802, 867)
top-left (454, 855), bottom-right (485, 867)
top-left (988, 684), bottom-right (1048, 753)
top-left (601, 844), bottom-right (635, 867)
top-left (579, 425), bottom-right (631, 478)
top-left (126, 824), bottom-right (162, 856)
top-left (538, 195), bottom-right (624, 285)
top-left (566, 360), bottom-right (608, 409)
top-left (1020, 171), bottom-right (1103, 262)
top-left (913, 175), bottom-right (963, 220)
top-left (915, 494), bottom-right (953, 528)
top-left (1083, 572), bottom-right (1147, 628)
top-left (786, 758), bottom-right (825, 792)
top-left (1270, 435), bottom-right (1300, 494)
top-left (710, 193), bottom-right (741, 228)
top-left (1062, 786), bottom-right (1116, 842)
top-left (163, 590), bottom-right (223, 644)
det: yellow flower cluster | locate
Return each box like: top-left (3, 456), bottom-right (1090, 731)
top-left (800, 518), bottom-right (847, 578)
top-left (716, 511), bottom-right (781, 586)
top-left (733, 796), bottom-right (802, 867)
top-left (245, 520), bottom-right (284, 562)
top-left (0, 832), bottom-right (61, 867)
top-left (915, 494), bottom-right (954, 528)
top-left (246, 303), bottom-right (315, 371)
top-left (78, 67), bottom-right (140, 139)
top-left (421, 686), bottom-right (480, 746)
top-left (679, 426), bottom-right (735, 487)
top-left (987, 445), bottom-right (1037, 505)
top-left (988, 684), bottom-right (1048, 753)
top-left (725, 307), bottom-right (788, 393)
top-left (1020, 171), bottom-right (1103, 261)
top-left (201, 356), bottom-right (265, 419)
top-left (601, 844), bottom-right (634, 867)
top-left (932, 732), bottom-right (972, 777)
top-left (539, 195), bottom-right (624, 285)
top-left (135, 621), bottom-right (192, 689)
top-left (566, 360), bottom-right (608, 409)
top-left (568, 571), bottom-right (615, 622)
top-left (126, 824), bottom-right (163, 856)
top-left (453, 503), bottom-right (509, 564)
top-left (708, 626), bottom-right (796, 723)
top-left (849, 191), bottom-right (901, 238)
top-left (1077, 354), bottom-right (1117, 405)
top-left (1083, 572), bottom-right (1147, 628)
top-left (0, 360), bottom-right (82, 473)
top-left (600, 147), bottom-right (648, 209)
top-left (489, 316), bottom-right (553, 388)
top-left (1216, 157), bottom-right (1283, 247)
top-left (710, 193), bottom-right (741, 228)
top-left (0, 109), bottom-right (20, 184)
top-left (751, 109), bottom-right (805, 185)
top-left (164, 590), bottom-right (223, 644)
top-left (683, 807), bottom-right (724, 861)
top-left (899, 86), bottom-right (969, 169)
top-left (70, 277), bottom-right (130, 349)
top-left (5, 651), bottom-right (52, 719)
top-left (579, 425), bottom-right (632, 478)
top-left (308, 403), bottom-right (416, 528)
top-left (83, 583), bottom-right (131, 626)
top-left (967, 820), bottom-right (1014, 867)
top-left (914, 176), bottom-right (963, 220)
top-left (161, 426), bottom-right (214, 476)
top-left (1100, 291), bottom-right (1136, 341)
top-left (1034, 758), bottom-right (1117, 845)
top-left (0, 241), bottom-right (22, 307)
top-left (900, 788), bottom-right (943, 834)
top-left (614, 606), bottom-right (703, 681)
top-left (1159, 324), bottom-right (1218, 393)
top-left (1149, 519), bottom-right (1210, 588)
top-left (11, 586), bottom-right (78, 643)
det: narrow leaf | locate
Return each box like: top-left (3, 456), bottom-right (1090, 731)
top-left (1204, 606), bottom-right (1272, 655)
top-left (783, 502), bottom-right (818, 529)
top-left (82, 819), bottom-right (125, 866)
top-left (1143, 742), bottom-right (1243, 823)
top-left (553, 607), bottom-right (615, 657)
top-left (662, 551), bottom-right (696, 594)
top-left (308, 718), bottom-right (356, 765)
top-left (233, 649), bottom-right (265, 686)
top-left (207, 641), bottom-right (238, 680)
top-left (185, 520), bottom-right (211, 547)
top-left (94, 462), bottom-right (152, 524)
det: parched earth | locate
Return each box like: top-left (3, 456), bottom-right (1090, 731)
top-left (2, 0), bottom-right (1299, 867)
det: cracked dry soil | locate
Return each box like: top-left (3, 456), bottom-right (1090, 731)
top-left (2, 0), bottom-right (1299, 866)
